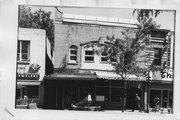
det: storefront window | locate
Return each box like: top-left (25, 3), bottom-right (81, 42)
top-left (169, 91), bottom-right (173, 108)
top-left (111, 80), bottom-right (124, 87)
top-left (162, 90), bottom-right (168, 108)
top-left (16, 89), bottom-right (21, 99)
top-left (96, 79), bottom-right (110, 86)
top-left (80, 86), bottom-right (93, 100)
top-left (111, 88), bottom-right (123, 102)
top-left (150, 90), bottom-right (161, 108)
top-left (150, 89), bottom-right (173, 108)
top-left (64, 86), bottom-right (78, 109)
top-left (96, 87), bottom-right (110, 102)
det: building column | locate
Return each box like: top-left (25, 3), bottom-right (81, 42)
top-left (144, 90), bottom-right (148, 111)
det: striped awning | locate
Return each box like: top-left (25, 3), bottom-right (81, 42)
top-left (95, 71), bottom-right (121, 80)
top-left (95, 71), bottom-right (145, 81)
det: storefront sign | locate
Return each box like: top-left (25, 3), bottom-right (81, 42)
top-left (151, 69), bottom-right (173, 81)
top-left (17, 73), bottom-right (40, 80)
top-left (17, 63), bottom-right (40, 80)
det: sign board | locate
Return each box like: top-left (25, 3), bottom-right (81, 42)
top-left (151, 69), bottom-right (173, 81)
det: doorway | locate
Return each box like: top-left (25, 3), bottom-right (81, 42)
top-left (126, 87), bottom-right (141, 110)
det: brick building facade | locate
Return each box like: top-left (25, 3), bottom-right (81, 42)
top-left (43, 9), bottom-right (173, 111)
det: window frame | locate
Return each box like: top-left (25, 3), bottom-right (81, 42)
top-left (101, 51), bottom-right (108, 63)
top-left (84, 50), bottom-right (94, 62)
top-left (69, 45), bottom-right (78, 64)
top-left (154, 48), bottom-right (162, 66)
top-left (17, 40), bottom-right (30, 63)
top-left (101, 51), bottom-right (117, 63)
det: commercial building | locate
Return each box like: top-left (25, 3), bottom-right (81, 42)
top-left (147, 29), bottom-right (174, 111)
top-left (16, 28), bottom-right (53, 108)
top-left (43, 9), bottom-right (173, 111)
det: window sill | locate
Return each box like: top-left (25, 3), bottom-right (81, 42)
top-left (83, 61), bottom-right (95, 63)
top-left (17, 61), bottom-right (30, 64)
top-left (100, 61), bottom-right (116, 64)
top-left (100, 61), bottom-right (109, 64)
top-left (67, 62), bottom-right (78, 65)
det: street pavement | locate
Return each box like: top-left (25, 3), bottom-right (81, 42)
top-left (1, 109), bottom-right (177, 120)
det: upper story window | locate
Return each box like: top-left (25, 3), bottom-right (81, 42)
top-left (110, 57), bottom-right (117, 63)
top-left (69, 45), bottom-right (78, 63)
top-left (101, 51), bottom-right (117, 63)
top-left (17, 40), bottom-right (30, 62)
top-left (101, 51), bottom-right (108, 62)
top-left (154, 48), bottom-right (162, 66)
top-left (84, 50), bottom-right (94, 62)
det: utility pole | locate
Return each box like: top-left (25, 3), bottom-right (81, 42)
top-left (146, 71), bottom-right (151, 113)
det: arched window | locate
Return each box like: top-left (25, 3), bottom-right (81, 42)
top-left (69, 45), bottom-right (78, 63)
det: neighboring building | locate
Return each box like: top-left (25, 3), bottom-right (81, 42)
top-left (43, 9), bottom-right (173, 111)
top-left (16, 28), bottom-right (53, 108)
top-left (146, 29), bottom-right (174, 111)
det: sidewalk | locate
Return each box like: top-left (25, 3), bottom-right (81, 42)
top-left (2, 109), bottom-right (177, 120)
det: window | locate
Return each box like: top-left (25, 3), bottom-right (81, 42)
top-left (17, 41), bottom-right (30, 62)
top-left (150, 90), bottom-right (173, 108)
top-left (101, 51), bottom-right (117, 63)
top-left (16, 89), bottom-right (21, 99)
top-left (110, 57), bottom-right (117, 63)
top-left (69, 45), bottom-right (78, 63)
top-left (19, 86), bottom-right (39, 99)
top-left (84, 50), bottom-right (94, 62)
top-left (154, 48), bottom-right (162, 66)
top-left (26, 86), bottom-right (39, 99)
top-left (101, 51), bottom-right (108, 62)
top-left (111, 88), bottom-right (123, 102)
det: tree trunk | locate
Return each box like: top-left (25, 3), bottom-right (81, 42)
top-left (122, 79), bottom-right (127, 112)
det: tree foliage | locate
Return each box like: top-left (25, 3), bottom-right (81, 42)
top-left (134, 9), bottom-right (173, 70)
top-left (133, 9), bottom-right (163, 22)
top-left (85, 10), bottom-right (162, 111)
top-left (19, 6), bottom-right (54, 48)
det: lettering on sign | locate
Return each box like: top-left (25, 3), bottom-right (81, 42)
top-left (151, 69), bottom-right (173, 81)
top-left (161, 71), bottom-right (172, 79)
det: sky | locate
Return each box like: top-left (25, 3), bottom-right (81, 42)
top-left (29, 6), bottom-right (175, 31)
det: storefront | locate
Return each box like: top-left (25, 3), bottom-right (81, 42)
top-left (149, 81), bottom-right (173, 109)
top-left (148, 69), bottom-right (173, 110)
top-left (43, 70), bottom-right (145, 110)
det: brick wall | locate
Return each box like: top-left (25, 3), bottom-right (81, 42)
top-left (54, 22), bottom-right (129, 69)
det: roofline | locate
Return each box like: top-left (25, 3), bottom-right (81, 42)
top-left (151, 29), bottom-right (170, 32)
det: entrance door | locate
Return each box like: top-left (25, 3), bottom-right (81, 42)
top-left (162, 90), bottom-right (168, 108)
top-left (64, 86), bottom-right (78, 109)
top-left (126, 87), bottom-right (141, 109)
top-left (57, 87), bottom-right (63, 109)
top-left (44, 86), bottom-right (57, 109)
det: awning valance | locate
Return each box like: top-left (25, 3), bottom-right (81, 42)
top-left (17, 81), bottom-right (41, 86)
top-left (95, 71), bottom-right (120, 80)
top-left (95, 71), bottom-right (145, 81)
top-left (44, 73), bottom-right (96, 81)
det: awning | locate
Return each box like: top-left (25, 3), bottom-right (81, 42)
top-left (95, 71), bottom-right (145, 81)
top-left (17, 81), bottom-right (41, 86)
top-left (44, 71), bottom-right (145, 81)
top-left (95, 71), bottom-right (120, 80)
top-left (44, 73), bottom-right (97, 81)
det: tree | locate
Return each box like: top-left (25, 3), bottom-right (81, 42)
top-left (133, 9), bottom-right (163, 22)
top-left (134, 9), bottom-right (173, 69)
top-left (133, 9), bottom-right (173, 113)
top-left (19, 6), bottom-right (54, 49)
top-left (85, 15), bottom-right (160, 112)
